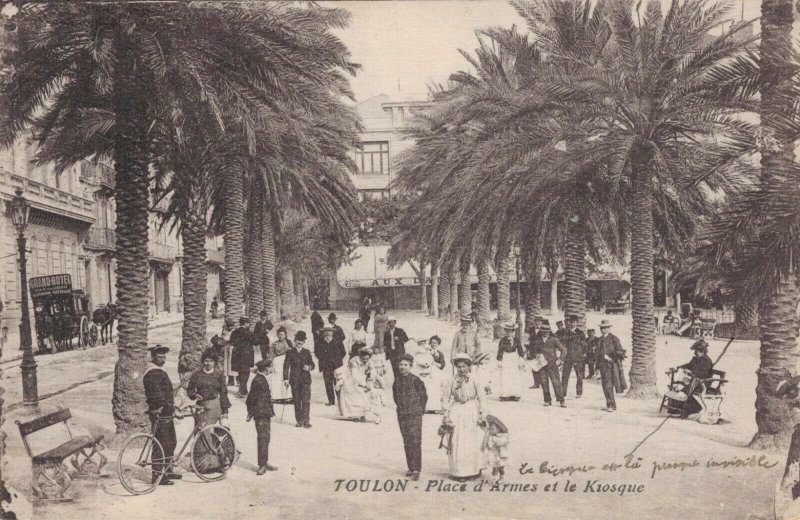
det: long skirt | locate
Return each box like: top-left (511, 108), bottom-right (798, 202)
top-left (268, 354), bottom-right (292, 401)
top-left (339, 378), bottom-right (370, 418)
top-left (448, 400), bottom-right (483, 478)
top-left (498, 357), bottom-right (524, 398)
top-left (419, 373), bottom-right (444, 412)
top-left (373, 326), bottom-right (387, 350)
top-left (198, 397), bottom-right (222, 427)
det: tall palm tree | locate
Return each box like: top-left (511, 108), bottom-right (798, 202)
top-left (477, 257), bottom-right (492, 334)
top-left (1, 2), bottom-right (361, 433)
top-left (495, 243), bottom-right (513, 322)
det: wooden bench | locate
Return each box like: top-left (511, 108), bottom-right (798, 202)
top-left (604, 302), bottom-right (629, 314)
top-left (16, 407), bottom-right (107, 499)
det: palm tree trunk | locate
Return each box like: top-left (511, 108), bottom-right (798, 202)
top-left (430, 258), bottom-right (439, 318)
top-left (477, 257), bottom-right (492, 336)
top-left (439, 267), bottom-right (450, 320)
top-left (627, 150), bottom-right (659, 399)
top-left (302, 278), bottom-right (311, 314)
top-left (111, 48), bottom-right (152, 435)
top-left (459, 256), bottom-right (472, 318)
top-left (564, 221), bottom-right (587, 330)
top-left (419, 259), bottom-right (428, 314)
top-left (178, 199), bottom-right (208, 377)
top-left (294, 273), bottom-right (305, 319)
top-left (223, 166), bottom-right (245, 324)
top-left (280, 267), bottom-right (296, 319)
top-left (549, 276), bottom-right (559, 317)
top-left (261, 209), bottom-right (277, 321)
top-left (750, 273), bottom-right (800, 449)
top-left (246, 198), bottom-right (264, 322)
top-left (450, 264), bottom-right (460, 323)
top-left (525, 265), bottom-right (542, 329)
top-left (734, 298), bottom-right (759, 333)
top-left (496, 246), bottom-right (512, 322)
top-left (275, 273), bottom-right (282, 318)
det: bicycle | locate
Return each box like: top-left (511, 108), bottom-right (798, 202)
top-left (117, 404), bottom-right (236, 495)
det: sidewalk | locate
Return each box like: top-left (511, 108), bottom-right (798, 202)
top-left (0, 311), bottom-right (187, 364)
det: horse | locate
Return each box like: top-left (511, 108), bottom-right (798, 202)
top-left (92, 303), bottom-right (117, 345)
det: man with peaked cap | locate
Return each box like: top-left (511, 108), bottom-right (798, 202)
top-left (384, 316), bottom-right (409, 379)
top-left (247, 358), bottom-right (277, 475)
top-left (595, 319), bottom-right (625, 411)
top-left (142, 345), bottom-right (180, 485)
top-left (561, 314), bottom-right (587, 399)
top-left (537, 324), bottom-right (566, 407)
top-left (393, 353), bottom-right (427, 481)
top-left (230, 316), bottom-right (255, 397)
top-left (451, 315), bottom-right (482, 364)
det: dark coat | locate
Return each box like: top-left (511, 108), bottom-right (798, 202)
top-left (563, 328), bottom-right (587, 362)
top-left (393, 372), bottom-right (428, 416)
top-left (230, 326), bottom-right (255, 372)
top-left (143, 366), bottom-right (174, 417)
top-left (246, 373), bottom-right (274, 419)
top-left (384, 327), bottom-right (409, 362)
top-left (497, 336), bottom-right (524, 360)
top-left (595, 333), bottom-right (625, 364)
top-left (331, 324), bottom-right (346, 344)
top-left (284, 347), bottom-right (315, 386)
top-left (525, 334), bottom-right (543, 360)
top-left (310, 312), bottom-right (325, 339)
top-left (253, 320), bottom-right (273, 347)
top-left (680, 354), bottom-right (713, 380)
top-left (315, 337), bottom-right (346, 372)
top-left (539, 335), bottom-right (566, 364)
top-left (187, 369), bottom-right (231, 414)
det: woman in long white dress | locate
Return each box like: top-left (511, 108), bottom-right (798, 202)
top-left (413, 336), bottom-right (446, 413)
top-left (442, 353), bottom-right (486, 480)
top-left (348, 319), bottom-right (368, 357)
top-left (496, 323), bottom-right (525, 401)
top-left (268, 327), bottom-right (293, 401)
top-left (338, 346), bottom-right (373, 421)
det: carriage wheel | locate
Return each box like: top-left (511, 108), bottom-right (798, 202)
top-left (79, 316), bottom-right (96, 348)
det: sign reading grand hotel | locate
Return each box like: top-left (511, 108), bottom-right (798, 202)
top-left (28, 274), bottom-right (73, 298)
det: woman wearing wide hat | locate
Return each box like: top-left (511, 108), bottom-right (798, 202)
top-left (442, 353), bottom-right (486, 480)
top-left (496, 323), bottom-right (525, 401)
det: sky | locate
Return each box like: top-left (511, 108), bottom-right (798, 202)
top-left (327, 0), bottom-right (765, 105)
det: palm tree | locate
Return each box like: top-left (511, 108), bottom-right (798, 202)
top-left (1, 2), bottom-right (361, 433)
top-left (477, 257), bottom-right (492, 335)
top-left (495, 243), bottom-right (514, 323)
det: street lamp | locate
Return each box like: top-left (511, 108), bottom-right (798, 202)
top-left (513, 245), bottom-right (522, 340)
top-left (8, 188), bottom-right (37, 407)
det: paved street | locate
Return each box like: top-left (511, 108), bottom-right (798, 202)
top-left (0, 310), bottom-right (783, 520)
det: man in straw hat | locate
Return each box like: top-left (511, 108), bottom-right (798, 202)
top-left (143, 345), bottom-right (180, 485)
top-left (537, 323), bottom-right (567, 408)
top-left (451, 315), bottom-right (482, 363)
top-left (247, 358), bottom-right (278, 475)
top-left (595, 319), bottom-right (625, 412)
top-left (393, 353), bottom-right (427, 481)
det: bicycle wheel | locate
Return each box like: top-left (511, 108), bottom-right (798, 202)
top-left (190, 425), bottom-right (236, 482)
top-left (118, 433), bottom-right (165, 495)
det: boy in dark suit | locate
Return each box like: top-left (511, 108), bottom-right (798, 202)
top-left (393, 354), bottom-right (427, 481)
top-left (246, 359), bottom-right (277, 474)
top-left (284, 331), bottom-right (315, 428)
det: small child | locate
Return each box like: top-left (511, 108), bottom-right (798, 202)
top-left (367, 368), bottom-right (385, 424)
top-left (481, 415), bottom-right (510, 482)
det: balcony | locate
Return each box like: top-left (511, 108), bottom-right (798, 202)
top-left (149, 242), bottom-right (177, 263)
top-left (85, 227), bottom-right (116, 251)
top-left (206, 248), bottom-right (225, 265)
top-left (80, 161), bottom-right (115, 193)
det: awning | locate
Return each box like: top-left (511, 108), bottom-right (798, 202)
top-left (335, 246), bottom-right (629, 289)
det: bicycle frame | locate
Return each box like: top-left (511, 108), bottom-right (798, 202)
top-left (148, 411), bottom-right (214, 468)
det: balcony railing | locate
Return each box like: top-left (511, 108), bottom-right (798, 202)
top-left (85, 227), bottom-right (116, 251)
top-left (149, 242), bottom-right (177, 261)
top-left (80, 160), bottom-right (115, 191)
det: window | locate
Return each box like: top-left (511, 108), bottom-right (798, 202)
top-left (355, 142), bottom-right (389, 175)
top-left (359, 189), bottom-right (389, 201)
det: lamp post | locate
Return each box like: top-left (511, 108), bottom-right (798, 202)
top-left (513, 245), bottom-right (522, 341)
top-left (8, 188), bottom-right (37, 407)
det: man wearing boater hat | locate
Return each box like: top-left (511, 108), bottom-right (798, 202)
top-left (595, 319), bottom-right (625, 412)
top-left (451, 315), bottom-right (482, 363)
top-left (142, 345), bottom-right (181, 485)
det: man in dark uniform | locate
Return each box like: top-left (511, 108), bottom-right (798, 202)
top-left (561, 314), bottom-right (587, 398)
top-left (142, 345), bottom-right (180, 485)
top-left (525, 318), bottom-right (543, 389)
top-left (596, 319), bottom-right (625, 412)
top-left (384, 316), bottom-right (409, 379)
top-left (310, 308), bottom-right (325, 349)
top-left (253, 310), bottom-right (274, 361)
top-left (230, 316), bottom-right (255, 397)
top-left (246, 358), bottom-right (277, 475)
top-left (315, 326), bottom-right (345, 406)
top-left (328, 313), bottom-right (346, 344)
top-left (393, 354), bottom-right (427, 481)
top-left (555, 320), bottom-right (566, 340)
top-left (585, 329), bottom-right (598, 378)
top-left (283, 331), bottom-right (315, 428)
top-left (538, 324), bottom-right (566, 407)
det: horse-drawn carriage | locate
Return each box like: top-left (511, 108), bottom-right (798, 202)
top-left (30, 274), bottom-right (97, 353)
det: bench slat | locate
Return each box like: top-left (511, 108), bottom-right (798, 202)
top-left (32, 435), bottom-right (104, 464)
top-left (17, 409), bottom-right (72, 437)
